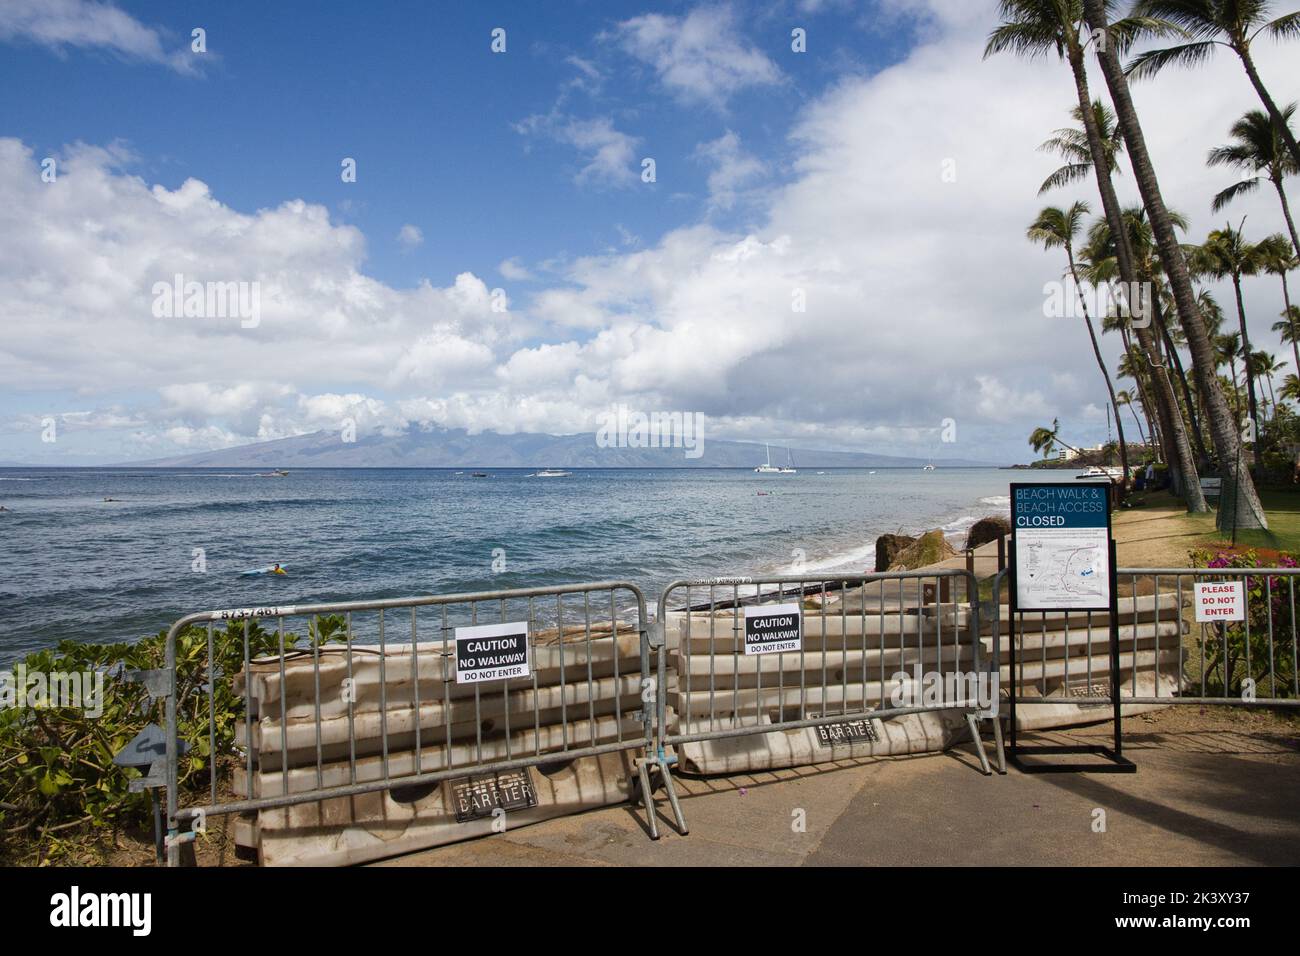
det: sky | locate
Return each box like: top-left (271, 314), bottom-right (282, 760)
top-left (1, 0), bottom-right (1298, 466)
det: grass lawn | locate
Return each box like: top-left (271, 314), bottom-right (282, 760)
top-left (1108, 484), bottom-right (1300, 567)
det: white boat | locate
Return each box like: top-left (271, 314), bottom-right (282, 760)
top-left (779, 448), bottom-right (797, 474)
top-left (533, 468), bottom-right (571, 477)
top-left (754, 443), bottom-right (781, 473)
top-left (1078, 465), bottom-right (1124, 481)
top-left (922, 463), bottom-right (935, 471)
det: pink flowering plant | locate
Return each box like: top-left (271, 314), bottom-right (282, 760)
top-left (1188, 548), bottom-right (1299, 699)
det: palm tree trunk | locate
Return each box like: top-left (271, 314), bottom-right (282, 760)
top-left (1236, 41), bottom-right (1300, 176)
top-left (1274, 177), bottom-right (1300, 258)
top-left (1231, 274), bottom-right (1262, 449)
top-left (1066, 36), bottom-right (1201, 508)
top-left (1282, 275), bottom-right (1300, 375)
top-left (1128, 400), bottom-right (1147, 445)
top-left (1084, 0), bottom-right (1256, 527)
top-left (1156, 298), bottom-right (1209, 467)
top-left (1068, 250), bottom-right (1130, 491)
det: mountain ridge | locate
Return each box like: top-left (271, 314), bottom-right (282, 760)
top-left (114, 426), bottom-right (1000, 468)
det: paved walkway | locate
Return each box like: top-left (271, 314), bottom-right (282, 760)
top-left (377, 712), bottom-right (1300, 866)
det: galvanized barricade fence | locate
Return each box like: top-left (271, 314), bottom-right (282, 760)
top-left (651, 570), bottom-right (1003, 834)
top-left (162, 581), bottom-right (662, 865)
top-left (992, 566), bottom-right (1300, 718)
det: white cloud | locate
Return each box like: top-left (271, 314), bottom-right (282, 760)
top-left (5, 0), bottom-right (1299, 465)
top-left (514, 111), bottom-right (640, 187)
top-left (498, 257), bottom-right (533, 281)
top-left (0, 0), bottom-right (200, 73)
top-left (396, 224), bottom-right (423, 248)
top-left (611, 5), bottom-right (782, 109)
top-left (695, 130), bottom-right (767, 211)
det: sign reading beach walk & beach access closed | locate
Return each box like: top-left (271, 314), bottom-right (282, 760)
top-left (744, 602), bottom-right (802, 655)
top-left (1193, 581), bottom-right (1245, 622)
top-left (454, 621), bottom-right (531, 683)
top-left (1011, 482), bottom-right (1111, 612)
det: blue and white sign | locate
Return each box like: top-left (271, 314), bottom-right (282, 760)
top-left (1011, 483), bottom-right (1111, 612)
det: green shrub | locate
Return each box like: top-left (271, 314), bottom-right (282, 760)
top-left (0, 615), bottom-right (345, 863)
top-left (1188, 548), bottom-right (1298, 700)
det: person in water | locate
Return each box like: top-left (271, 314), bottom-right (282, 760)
top-left (272, 563), bottom-right (285, 574)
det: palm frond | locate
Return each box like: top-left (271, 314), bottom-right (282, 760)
top-left (1038, 163), bottom-right (1093, 194)
top-left (1211, 177), bottom-right (1260, 213)
top-left (1263, 10), bottom-right (1300, 41)
top-left (1124, 39), bottom-right (1219, 79)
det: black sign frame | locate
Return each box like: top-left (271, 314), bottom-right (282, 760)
top-left (1007, 481), bottom-right (1135, 774)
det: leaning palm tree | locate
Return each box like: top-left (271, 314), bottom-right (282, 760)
top-left (986, 0), bottom-right (1204, 508)
top-left (1207, 104), bottom-right (1300, 255)
top-left (1037, 100), bottom-right (1126, 194)
top-left (1084, 0), bottom-right (1264, 529)
top-left (1030, 418), bottom-right (1084, 458)
top-left (1028, 201), bottom-right (1132, 486)
top-left (1128, 0), bottom-right (1300, 171)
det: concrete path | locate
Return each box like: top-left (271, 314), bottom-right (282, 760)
top-left (376, 712), bottom-right (1300, 867)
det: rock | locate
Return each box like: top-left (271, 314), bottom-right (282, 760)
top-left (887, 530), bottom-right (956, 571)
top-left (874, 533), bottom-right (916, 572)
top-left (963, 515), bottom-right (1011, 552)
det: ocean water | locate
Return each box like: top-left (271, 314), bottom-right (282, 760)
top-left (0, 466), bottom-right (1075, 661)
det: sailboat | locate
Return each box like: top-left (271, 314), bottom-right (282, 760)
top-left (754, 444), bottom-right (781, 473)
top-left (779, 448), bottom-right (797, 474)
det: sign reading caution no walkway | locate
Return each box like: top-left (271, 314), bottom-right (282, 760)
top-left (1011, 482), bottom-right (1112, 613)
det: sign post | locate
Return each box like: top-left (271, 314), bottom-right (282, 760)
top-left (1007, 481), bottom-right (1135, 773)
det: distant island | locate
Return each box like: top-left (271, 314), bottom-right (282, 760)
top-left (91, 426), bottom-right (1002, 469)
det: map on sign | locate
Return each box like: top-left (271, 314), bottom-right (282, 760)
top-left (1011, 483), bottom-right (1112, 612)
top-left (1016, 532), bottom-right (1108, 607)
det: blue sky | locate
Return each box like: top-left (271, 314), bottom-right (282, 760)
top-left (1, 1), bottom-right (1297, 465)
top-left (0, 1), bottom-right (912, 291)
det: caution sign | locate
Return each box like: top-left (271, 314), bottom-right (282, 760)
top-left (455, 621), bottom-right (530, 683)
top-left (744, 602), bottom-right (802, 655)
top-left (1193, 582), bottom-right (1245, 622)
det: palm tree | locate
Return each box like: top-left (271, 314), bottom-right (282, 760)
top-left (1251, 349), bottom-right (1284, 417)
top-left (1118, 344), bottom-right (1164, 452)
top-left (1257, 234), bottom-right (1299, 366)
top-left (1191, 223), bottom-right (1273, 449)
top-left (1083, 206), bottom-right (1211, 467)
top-left (1116, 388), bottom-right (1149, 444)
top-left (1281, 372), bottom-right (1300, 404)
top-left (1207, 104), bottom-right (1300, 255)
top-left (986, 0), bottom-right (1205, 509)
top-left (1028, 201), bottom-right (1132, 487)
top-left (1128, 0), bottom-right (1300, 172)
top-left (1275, 305), bottom-right (1300, 374)
top-left (1084, 0), bottom-right (1263, 529)
top-left (1030, 418), bottom-right (1084, 458)
top-left (1037, 100), bottom-right (1126, 195)
top-left (1214, 330), bottom-right (1244, 417)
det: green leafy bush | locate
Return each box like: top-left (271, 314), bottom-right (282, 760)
top-left (0, 615), bottom-right (345, 863)
top-left (1188, 548), bottom-right (1298, 700)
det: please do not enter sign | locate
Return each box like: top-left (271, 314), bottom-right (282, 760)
top-left (1193, 582), bottom-right (1245, 622)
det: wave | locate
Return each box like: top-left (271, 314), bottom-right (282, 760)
top-left (978, 494), bottom-right (1011, 507)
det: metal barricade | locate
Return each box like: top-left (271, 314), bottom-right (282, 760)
top-left (162, 581), bottom-right (659, 865)
top-left (992, 566), bottom-right (1300, 713)
top-left (650, 570), bottom-right (1003, 834)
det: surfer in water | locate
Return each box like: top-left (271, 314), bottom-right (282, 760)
top-left (271, 563), bottom-right (286, 575)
